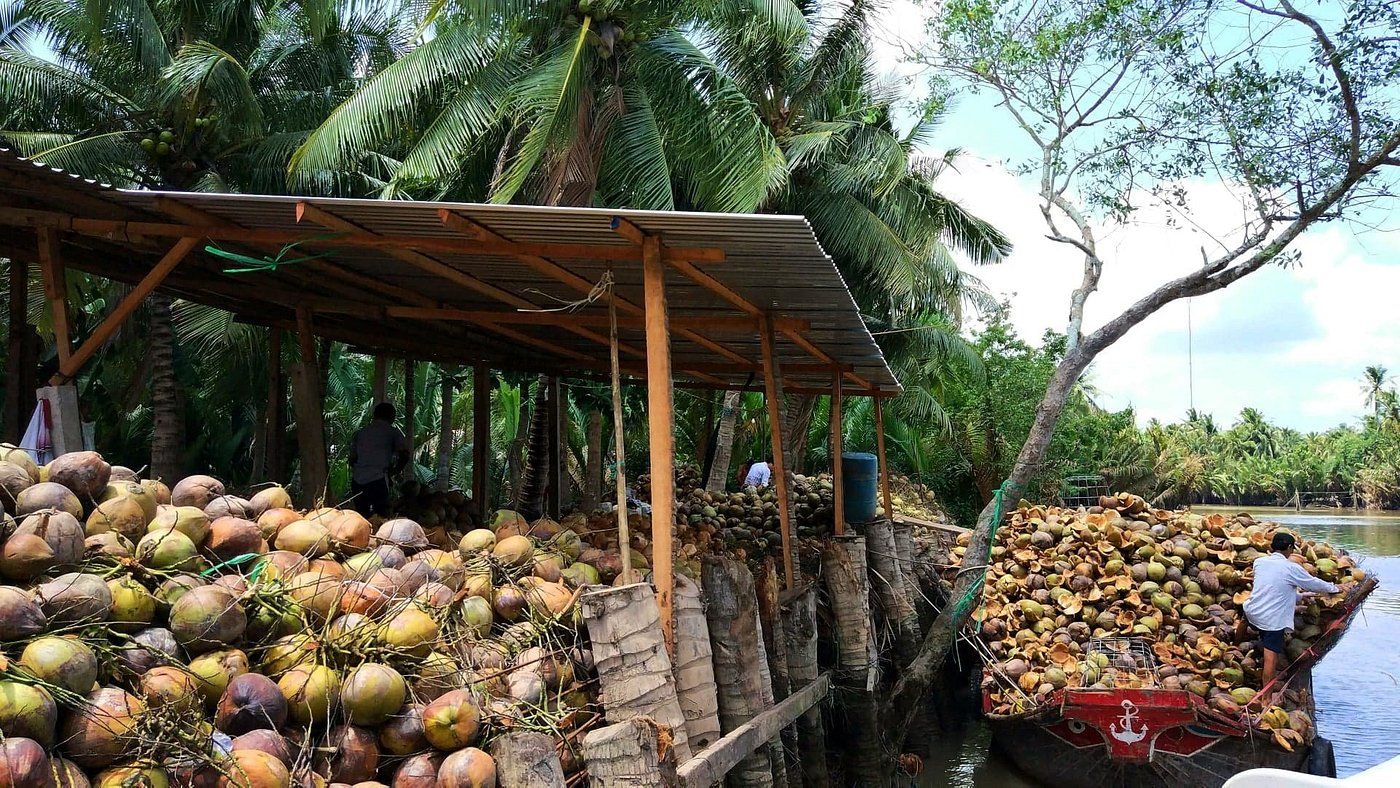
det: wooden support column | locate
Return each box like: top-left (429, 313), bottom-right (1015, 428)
top-left (640, 233), bottom-right (675, 650)
top-left (435, 365), bottom-right (456, 492)
top-left (55, 236), bottom-right (200, 382)
top-left (759, 315), bottom-right (795, 590)
top-left (403, 359), bottom-right (417, 462)
top-left (35, 228), bottom-right (72, 370)
top-left (472, 364), bottom-right (490, 511)
top-left (875, 397), bottom-right (892, 519)
top-left (5, 256), bottom-right (36, 442)
top-left (372, 356), bottom-right (388, 404)
top-left (546, 375), bottom-right (562, 518)
top-left (291, 306), bottom-right (328, 506)
top-left (267, 329), bottom-right (284, 483)
top-left (830, 371), bottom-right (845, 536)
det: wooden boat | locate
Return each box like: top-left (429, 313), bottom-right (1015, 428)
top-left (982, 577), bottom-right (1376, 788)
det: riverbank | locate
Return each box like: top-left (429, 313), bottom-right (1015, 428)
top-left (920, 506), bottom-right (1400, 786)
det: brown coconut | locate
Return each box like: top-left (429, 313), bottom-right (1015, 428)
top-left (436, 747), bottom-right (495, 788)
top-left (247, 486), bottom-right (292, 517)
top-left (86, 495), bottom-right (150, 541)
top-left (205, 517), bottom-right (267, 562)
top-left (15, 482), bottom-right (82, 518)
top-left (59, 687), bottom-right (143, 769)
top-left (321, 725), bottom-right (380, 784)
top-left (35, 572), bottom-right (112, 624)
top-left (216, 673), bottom-right (288, 734)
top-left (108, 465), bottom-right (138, 483)
top-left (256, 508), bottom-right (301, 540)
top-left (231, 730), bottom-right (292, 766)
top-left (0, 737), bottom-right (50, 788)
top-left (0, 461), bottom-right (32, 509)
top-left (0, 444), bottom-right (39, 483)
top-left (374, 519), bottom-right (429, 552)
top-left (206, 495), bottom-right (255, 521)
top-left (326, 510), bottom-right (372, 553)
top-left (46, 451), bottom-right (111, 500)
top-left (390, 753), bottom-right (443, 788)
top-left (85, 532), bottom-right (133, 558)
top-left (0, 585), bottom-right (46, 640)
top-left (188, 648), bottom-right (251, 705)
top-left (421, 689), bottom-right (480, 751)
top-left (172, 475), bottom-right (225, 508)
top-left (217, 748), bottom-right (288, 788)
top-left (140, 665), bottom-right (201, 710)
top-left (170, 585), bottom-right (247, 651)
top-left (49, 756), bottom-right (89, 788)
top-left (141, 478), bottom-right (172, 505)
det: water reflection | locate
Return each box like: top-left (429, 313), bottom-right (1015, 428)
top-left (920, 508), bottom-right (1400, 785)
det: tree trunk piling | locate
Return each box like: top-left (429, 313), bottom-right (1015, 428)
top-left (864, 518), bottom-right (920, 670)
top-left (583, 718), bottom-right (679, 787)
top-left (756, 560), bottom-right (797, 786)
top-left (781, 586), bottom-right (828, 788)
top-left (672, 574), bottom-right (722, 752)
top-left (490, 731), bottom-right (567, 788)
top-left (702, 555), bottom-right (776, 788)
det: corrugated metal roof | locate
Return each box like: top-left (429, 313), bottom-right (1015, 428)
top-left (0, 148), bottom-right (898, 393)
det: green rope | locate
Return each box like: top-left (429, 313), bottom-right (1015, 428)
top-left (201, 552), bottom-right (264, 579)
top-left (951, 479), bottom-right (1013, 621)
top-left (205, 232), bottom-right (346, 273)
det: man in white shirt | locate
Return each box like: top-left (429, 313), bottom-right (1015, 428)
top-left (1240, 531), bottom-right (1339, 687)
top-left (743, 458), bottom-right (773, 488)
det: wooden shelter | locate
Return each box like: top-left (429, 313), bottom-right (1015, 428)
top-left (0, 147), bottom-right (901, 637)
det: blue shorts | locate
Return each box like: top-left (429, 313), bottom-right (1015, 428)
top-left (1258, 628), bottom-right (1286, 654)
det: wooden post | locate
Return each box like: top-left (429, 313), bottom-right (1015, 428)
top-left (372, 355), bottom-right (389, 404)
top-left (582, 718), bottom-right (678, 788)
top-left (435, 365), bottom-right (455, 491)
top-left (875, 397), bottom-right (892, 519)
top-left (672, 573), bottom-right (722, 751)
top-left (55, 236), bottom-right (200, 382)
top-left (608, 287), bottom-right (633, 585)
top-left (489, 731), bottom-right (566, 788)
top-left (640, 234), bottom-right (675, 649)
top-left (35, 228), bottom-right (72, 369)
top-left (830, 371), bottom-right (845, 536)
top-left (759, 315), bottom-right (795, 590)
top-left (782, 588), bottom-right (828, 788)
top-left (291, 306), bottom-right (328, 506)
top-left (580, 584), bottom-right (692, 761)
top-left (702, 555), bottom-right (775, 788)
top-left (546, 375), bottom-right (561, 518)
top-left (36, 385), bottom-right (82, 455)
top-left (267, 329), bottom-right (284, 483)
top-left (404, 358), bottom-right (417, 462)
top-left (5, 257), bottom-right (33, 442)
top-left (473, 364), bottom-right (489, 512)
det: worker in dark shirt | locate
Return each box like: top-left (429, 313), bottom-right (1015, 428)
top-left (348, 402), bottom-right (410, 517)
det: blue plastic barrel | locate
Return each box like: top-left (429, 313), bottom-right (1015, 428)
top-left (841, 452), bottom-right (880, 523)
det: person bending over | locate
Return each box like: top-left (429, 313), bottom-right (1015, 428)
top-left (1239, 532), bottom-right (1339, 687)
top-left (349, 402), bottom-right (410, 518)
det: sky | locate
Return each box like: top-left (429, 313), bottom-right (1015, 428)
top-left (867, 1), bottom-right (1400, 434)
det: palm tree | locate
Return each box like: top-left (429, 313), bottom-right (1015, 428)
top-left (1362, 365), bottom-right (1391, 421)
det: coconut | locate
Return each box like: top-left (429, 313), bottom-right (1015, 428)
top-left (560, 563), bottom-right (600, 587)
top-left (218, 748), bottom-right (289, 788)
top-left (0, 445), bottom-right (39, 482)
top-left (86, 495), bottom-right (150, 541)
top-left (341, 663), bottom-right (408, 726)
top-left (274, 520), bottom-right (331, 557)
top-left (171, 585), bottom-right (247, 651)
top-left (1, 510), bottom-right (83, 580)
top-left (254, 508), bottom-right (299, 541)
top-left (391, 752), bottom-right (444, 788)
top-left (139, 666), bottom-right (200, 710)
top-left (372, 544), bottom-right (408, 569)
top-left (140, 479), bottom-right (172, 506)
top-left (339, 579), bottom-right (393, 617)
top-left (277, 665), bottom-right (341, 725)
top-left (188, 648), bottom-right (251, 706)
top-left (48, 756), bottom-right (88, 788)
top-left (416, 581), bottom-right (455, 608)
top-left (436, 748), bottom-right (496, 788)
top-left (20, 635), bottom-right (99, 695)
top-left (260, 634), bottom-right (317, 677)
top-left (36, 572), bottom-right (112, 624)
top-left (116, 627), bottom-right (179, 675)
top-left (47, 451), bottom-right (111, 500)
top-left (492, 536), bottom-right (533, 568)
top-left (526, 581), bottom-right (574, 618)
top-left (325, 510), bottom-right (372, 553)
top-left (205, 495), bottom-right (254, 521)
top-left (413, 652), bottom-right (463, 702)
top-left (231, 730), bottom-right (292, 766)
top-left (285, 570), bottom-right (339, 621)
top-left (421, 689), bottom-right (481, 750)
top-left (375, 519), bottom-right (429, 552)
top-left (321, 724), bottom-right (379, 784)
top-left (172, 475), bottom-right (225, 508)
top-left (378, 606), bottom-right (438, 657)
top-left (493, 586), bottom-right (527, 622)
top-left (0, 461), bottom-right (33, 509)
top-left (150, 505), bottom-right (211, 543)
top-left (205, 517), bottom-right (266, 562)
top-left (85, 532), bottom-right (134, 558)
top-left (532, 552), bottom-right (564, 582)
top-left (459, 595), bottom-right (493, 639)
top-left (247, 486), bottom-right (292, 517)
top-left (378, 703), bottom-right (429, 756)
top-left (216, 673), bottom-right (288, 735)
top-left (0, 585), bottom-right (46, 640)
top-left (137, 528), bottom-right (201, 571)
top-left (507, 671), bottom-right (546, 705)
top-left (491, 510), bottom-right (528, 536)
top-left (0, 737), bottom-right (50, 788)
top-left (155, 576), bottom-right (207, 613)
top-left (459, 529), bottom-right (496, 556)
top-left (59, 687), bottom-right (143, 769)
top-left (0, 681), bottom-right (57, 744)
top-left (93, 766), bottom-right (168, 788)
top-left (107, 576), bottom-right (157, 629)
top-left (16, 482), bottom-right (82, 518)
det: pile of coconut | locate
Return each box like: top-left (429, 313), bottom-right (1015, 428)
top-left (0, 447), bottom-right (623, 787)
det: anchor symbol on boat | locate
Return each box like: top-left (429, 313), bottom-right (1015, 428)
top-left (1109, 699), bottom-right (1148, 744)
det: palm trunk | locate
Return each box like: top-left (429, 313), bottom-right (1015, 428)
top-left (513, 374), bottom-right (551, 519)
top-left (785, 394), bottom-right (817, 475)
top-left (436, 366), bottom-right (456, 491)
top-left (706, 390), bottom-right (743, 493)
top-left (149, 294), bottom-right (184, 483)
top-left (403, 359), bottom-right (417, 467)
top-left (507, 394), bottom-right (528, 503)
top-left (373, 356), bottom-right (389, 404)
top-left (584, 409), bottom-right (603, 512)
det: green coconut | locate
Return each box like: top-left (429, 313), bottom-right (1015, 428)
top-left (0, 444), bottom-right (39, 482)
top-left (286, 569), bottom-right (341, 620)
top-left (493, 535), bottom-right (534, 568)
top-left (413, 652), bottom-right (463, 702)
top-left (136, 528), bottom-right (201, 571)
top-left (170, 585), bottom-right (247, 651)
top-left (19, 636), bottom-right (99, 695)
top-left (460, 595), bottom-right (493, 639)
top-left (259, 634), bottom-right (317, 677)
top-left (247, 485), bottom-right (292, 517)
top-left (490, 509), bottom-right (528, 536)
top-left (378, 606), bottom-right (438, 657)
top-left (107, 576), bottom-right (157, 630)
top-left (0, 681), bottom-right (58, 744)
top-left (93, 765), bottom-right (168, 788)
top-left (0, 461), bottom-right (33, 509)
top-left (59, 687), bottom-right (143, 769)
top-left (560, 562), bottom-right (601, 588)
top-left (139, 665), bottom-right (200, 710)
top-left (342, 663), bottom-right (408, 726)
top-left (86, 495), bottom-right (150, 541)
top-left (278, 665), bottom-right (341, 725)
top-left (149, 505), bottom-right (211, 544)
top-left (421, 689), bottom-right (481, 750)
top-left (188, 648), bottom-right (250, 705)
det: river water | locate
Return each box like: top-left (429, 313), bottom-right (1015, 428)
top-left (919, 507), bottom-right (1400, 786)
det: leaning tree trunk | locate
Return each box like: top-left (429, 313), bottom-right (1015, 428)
top-left (435, 365), bottom-right (456, 491)
top-left (149, 294), bottom-right (184, 483)
top-left (513, 374), bottom-right (551, 519)
top-left (785, 394), bottom-right (817, 475)
top-left (584, 409), bottom-right (603, 512)
top-left (705, 390), bottom-right (743, 493)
